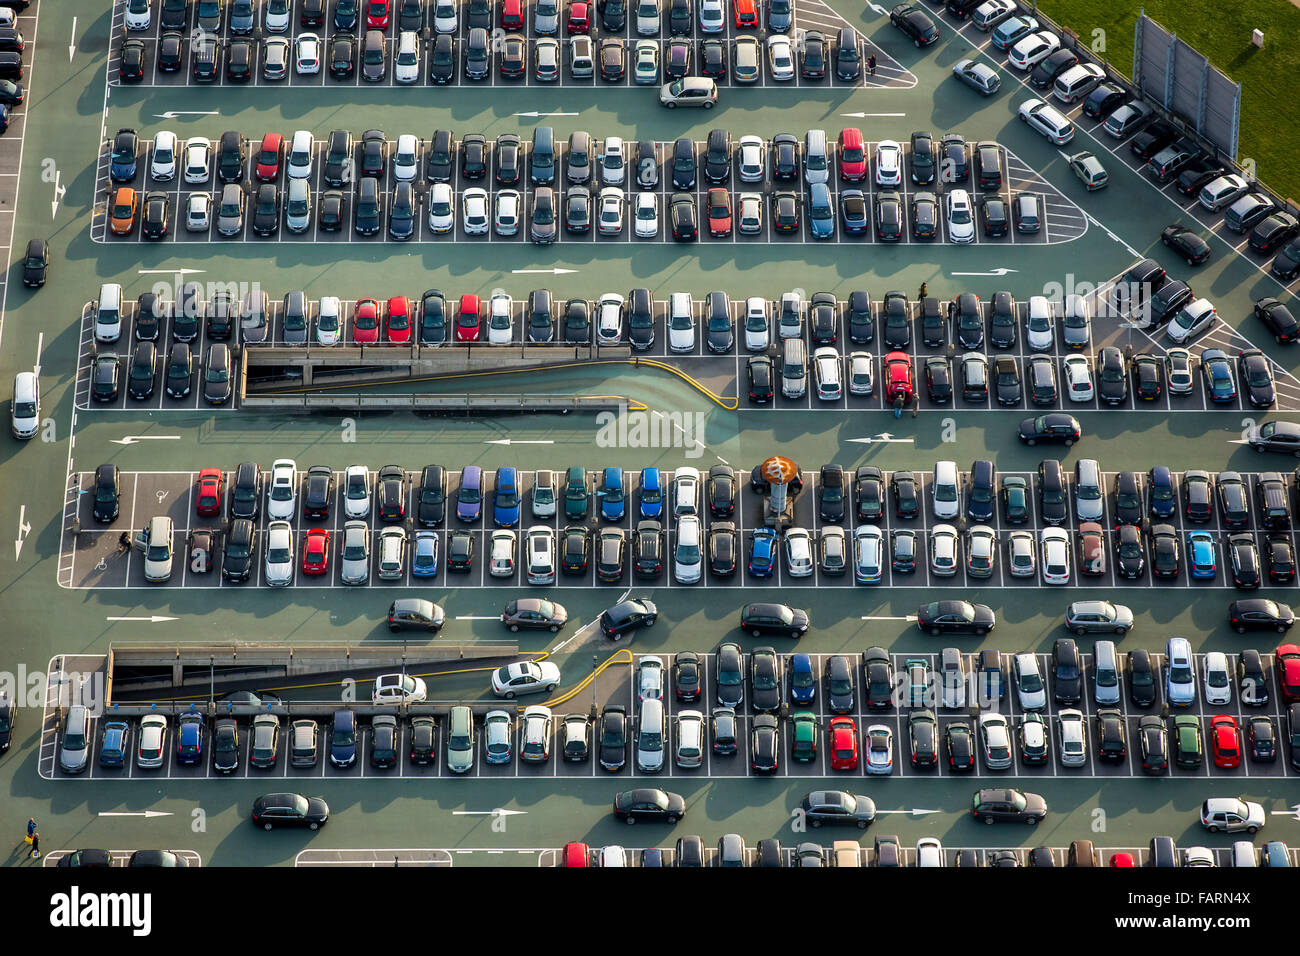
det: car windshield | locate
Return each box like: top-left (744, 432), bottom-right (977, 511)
top-left (146, 542), bottom-right (169, 562)
top-left (205, 366), bottom-right (228, 383)
top-left (950, 207), bottom-right (971, 225)
top-left (1019, 668), bottom-right (1042, 692)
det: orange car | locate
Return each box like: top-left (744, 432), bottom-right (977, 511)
top-left (109, 186), bottom-right (138, 235)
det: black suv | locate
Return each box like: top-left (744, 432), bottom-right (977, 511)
top-left (739, 603), bottom-right (809, 638)
top-left (229, 462), bottom-right (262, 520)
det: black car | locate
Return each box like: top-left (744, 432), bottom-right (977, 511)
top-left (993, 356), bottom-right (1021, 405)
top-left (1030, 48), bottom-right (1077, 89)
top-left (203, 344), bottom-right (233, 406)
top-left (892, 471), bottom-right (919, 519)
top-left (739, 603), bottom-right (809, 639)
top-left (211, 718), bottom-right (241, 774)
top-left (1129, 121), bottom-right (1177, 162)
top-left (226, 38), bottom-right (255, 82)
top-left (1097, 347), bottom-right (1127, 405)
top-left (157, 31), bottom-right (184, 72)
top-left (1129, 648), bottom-right (1156, 707)
top-left (951, 292), bottom-right (983, 350)
top-left (633, 521), bottom-right (663, 578)
top-left (1083, 83), bottom-right (1128, 119)
top-left (318, 191), bottom-right (344, 231)
top-left (1175, 156), bottom-right (1227, 196)
top-left (1132, 355), bottom-right (1163, 400)
top-left (970, 788), bottom-right (1047, 826)
top-left (1183, 470), bottom-right (1213, 522)
top-left (126, 341), bottom-right (157, 400)
top-left (981, 196), bottom-right (1009, 237)
top-left (1228, 598), bottom-right (1295, 633)
top-left (889, 2), bottom-right (938, 46)
top-left (251, 183), bottom-right (280, 236)
top-left (251, 793), bottom-right (330, 831)
top-left (599, 598), bottom-right (658, 639)
top-left (165, 343), bottom-right (192, 399)
top-left (908, 710), bottom-right (937, 767)
top-left (909, 130), bottom-right (935, 185)
top-left (1150, 524), bottom-right (1180, 580)
top-left (1113, 523), bottom-right (1145, 578)
top-left (709, 521), bottom-right (738, 576)
top-left (750, 648), bottom-right (782, 712)
top-left (1052, 639), bottom-right (1082, 703)
top-left (446, 530), bottom-right (474, 572)
top-left (917, 600), bottom-right (995, 636)
top-left (702, 38), bottom-right (726, 78)
top-left (842, 191), bottom-right (869, 234)
top-left (564, 186), bottom-right (592, 233)
top-left (19, 237), bottom-right (47, 288)
top-left (817, 464), bottom-right (844, 522)
top-left (1138, 716), bottom-right (1168, 773)
top-left (1255, 298), bottom-right (1300, 346)
top-left (670, 193), bottom-right (698, 241)
top-left (1019, 414), bottom-right (1080, 446)
top-left (925, 356), bottom-right (952, 403)
top-left (216, 131), bottom-right (245, 184)
top-left (229, 462), bottom-right (262, 521)
top-left (598, 38), bottom-right (624, 81)
top-left (800, 31), bottom-right (826, 79)
top-left (1268, 534), bottom-right (1296, 584)
top-left (361, 130), bottom-right (387, 177)
top-left (354, 177), bottom-right (382, 235)
top-left (91, 353), bottom-right (120, 402)
top-left (1239, 349), bottom-right (1276, 407)
top-left (668, 0), bottom-right (691, 34)
top-left (707, 465), bottom-right (736, 517)
top-left (376, 466), bottom-right (405, 522)
top-left (92, 463), bottom-right (121, 523)
top-left (946, 721), bottom-right (976, 771)
top-left (1248, 715), bottom-right (1276, 761)
top-left (801, 790), bottom-right (876, 828)
top-left (427, 33), bottom-right (454, 83)
top-left (301, 465), bottom-right (335, 520)
top-left (1251, 213), bottom-right (1300, 255)
top-left (419, 290), bottom-right (447, 346)
top-left (750, 715), bottom-right (780, 773)
top-left (986, 291), bottom-right (1015, 348)
top-left (674, 651), bottom-right (701, 702)
top-left (612, 789), bottom-right (684, 824)
top-left (855, 466), bottom-right (884, 521)
top-left (747, 355), bottom-right (774, 403)
top-left (329, 34), bottom-right (356, 78)
top-left (859, 649), bottom-right (890, 710)
top-left (1271, 241), bottom-right (1300, 283)
top-left (940, 133), bottom-right (968, 181)
top-left (222, 519), bottom-right (257, 582)
top-left (704, 290), bottom-right (732, 352)
top-left (1161, 224), bottom-right (1211, 265)
top-left (875, 194), bottom-right (902, 241)
top-left (119, 38), bottom-right (146, 81)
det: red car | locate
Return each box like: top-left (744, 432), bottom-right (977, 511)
top-left (365, 0), bottom-right (390, 27)
top-left (706, 188), bottom-right (732, 237)
top-left (254, 133), bottom-right (285, 181)
top-left (1209, 715), bottom-right (1241, 769)
top-left (455, 294), bottom-right (483, 342)
top-left (195, 468), bottom-right (225, 517)
top-left (884, 351), bottom-right (915, 402)
top-left (501, 0), bottom-right (523, 29)
top-left (301, 529), bottom-right (330, 575)
top-left (566, 1), bottom-right (590, 33)
top-left (1108, 852), bottom-right (1136, 867)
top-left (839, 127), bottom-right (867, 182)
top-left (829, 716), bottom-right (859, 771)
top-left (562, 842), bottom-right (589, 867)
top-left (1276, 643), bottom-right (1300, 702)
top-left (734, 0), bottom-right (757, 27)
top-left (386, 295), bottom-right (412, 344)
top-left (354, 298), bottom-right (382, 344)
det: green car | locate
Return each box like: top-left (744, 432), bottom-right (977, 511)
top-left (1000, 476), bottom-right (1029, 523)
top-left (1173, 714), bottom-right (1203, 769)
top-left (904, 658), bottom-right (929, 709)
top-left (563, 466), bottom-right (588, 520)
top-left (791, 711), bottom-right (819, 762)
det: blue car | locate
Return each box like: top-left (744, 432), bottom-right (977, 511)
top-left (109, 128), bottom-right (138, 182)
top-left (411, 530), bottom-right (439, 578)
top-left (639, 468), bottom-right (663, 519)
top-left (1187, 530), bottom-right (1218, 579)
top-left (841, 188), bottom-right (869, 235)
top-left (1148, 466), bottom-right (1176, 519)
top-left (1201, 349), bottom-right (1237, 403)
top-left (600, 467), bottom-right (625, 521)
top-left (176, 712), bottom-right (204, 765)
top-left (494, 466), bottom-right (520, 527)
top-left (809, 182), bottom-right (835, 239)
top-left (457, 465), bottom-right (483, 522)
top-left (1262, 841), bottom-right (1292, 867)
top-left (98, 720), bottom-right (131, 768)
top-left (992, 14), bottom-right (1037, 51)
top-left (789, 653), bottom-right (816, 705)
top-left (749, 528), bottom-right (777, 577)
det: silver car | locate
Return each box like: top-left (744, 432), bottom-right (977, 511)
top-left (377, 526), bottom-right (406, 581)
top-left (264, 520), bottom-right (294, 587)
top-left (979, 713), bottom-right (1014, 770)
top-left (1057, 709), bottom-right (1087, 767)
top-left (340, 520), bottom-right (371, 585)
top-left (737, 135), bottom-right (765, 182)
top-left (966, 525), bottom-right (997, 578)
top-left (675, 710), bottom-right (705, 768)
top-left (216, 183), bottom-right (245, 236)
top-left (285, 177), bottom-right (311, 233)
top-left (186, 193), bottom-right (211, 232)
top-left (136, 714), bottom-right (168, 769)
top-left (520, 705), bottom-right (553, 763)
top-left (598, 187), bottom-right (625, 236)
top-left (848, 351), bottom-right (874, 396)
top-left (1007, 530), bottom-right (1035, 577)
top-left (484, 710), bottom-right (513, 764)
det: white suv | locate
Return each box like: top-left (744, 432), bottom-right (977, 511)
top-left (674, 515), bottom-right (702, 583)
top-left (151, 131), bottom-right (178, 181)
top-left (526, 526), bottom-right (556, 584)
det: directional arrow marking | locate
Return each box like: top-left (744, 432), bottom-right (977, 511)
top-left (106, 616), bottom-right (179, 623)
top-left (952, 268), bottom-right (1019, 276)
top-left (69, 17), bottom-right (77, 61)
top-left (511, 267), bottom-right (579, 275)
top-left (840, 112), bottom-right (906, 118)
top-left (454, 615), bottom-right (502, 621)
top-left (513, 111), bottom-right (579, 118)
top-left (111, 435), bottom-right (181, 445)
top-left (153, 111), bottom-right (219, 119)
top-left (483, 439), bottom-right (554, 446)
top-left (873, 808), bottom-right (940, 816)
top-left (451, 809), bottom-right (528, 816)
top-left (137, 267), bottom-right (206, 276)
top-left (97, 810), bottom-right (174, 818)
top-left (846, 433), bottom-right (915, 445)
top-left (860, 615), bottom-right (919, 622)
top-left (14, 504), bottom-right (31, 560)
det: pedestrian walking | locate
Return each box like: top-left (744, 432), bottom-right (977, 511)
top-left (918, 281), bottom-right (928, 301)
top-left (893, 394), bottom-right (904, 419)
top-left (25, 818), bottom-right (35, 844)
top-left (30, 832), bottom-right (39, 859)
top-left (911, 392), bottom-right (920, 418)
top-left (867, 53), bottom-right (876, 76)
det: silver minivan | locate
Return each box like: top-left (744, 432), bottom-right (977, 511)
top-left (804, 129), bottom-right (829, 185)
top-left (60, 705), bottom-right (91, 773)
top-left (635, 697), bottom-right (665, 772)
top-left (781, 338), bottom-right (807, 398)
top-left (1093, 639), bottom-right (1120, 705)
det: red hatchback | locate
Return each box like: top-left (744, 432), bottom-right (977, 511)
top-left (195, 468), bottom-right (225, 517)
top-left (707, 188), bottom-right (732, 237)
top-left (302, 529), bottom-right (330, 575)
top-left (1276, 643), bottom-right (1300, 702)
top-left (1108, 852), bottom-right (1136, 867)
top-left (365, 0), bottom-right (390, 27)
top-left (839, 128), bottom-right (867, 182)
top-left (734, 0), bottom-right (757, 27)
top-left (354, 297), bottom-right (382, 344)
top-left (829, 716), bottom-right (859, 771)
top-left (501, 0), bottom-right (523, 28)
top-left (884, 351), bottom-right (915, 402)
top-left (455, 294), bottom-right (483, 342)
top-left (386, 295), bottom-right (412, 344)
top-left (567, 1), bottom-right (590, 33)
top-left (562, 842), bottom-right (589, 867)
top-left (1209, 715), bottom-right (1241, 769)
top-left (254, 133), bottom-right (285, 181)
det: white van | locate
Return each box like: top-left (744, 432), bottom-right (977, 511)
top-left (635, 698), bottom-right (665, 772)
top-left (932, 461), bottom-right (960, 520)
top-left (10, 371), bottom-right (39, 439)
top-left (95, 282), bottom-right (123, 342)
top-left (781, 338), bottom-right (807, 399)
top-left (1093, 640), bottom-right (1120, 705)
top-left (803, 129), bottom-right (829, 185)
top-left (139, 515), bottom-right (175, 583)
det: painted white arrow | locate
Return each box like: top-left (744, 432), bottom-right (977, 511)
top-left (137, 267), bottom-right (206, 276)
top-left (846, 433), bottom-right (915, 445)
top-left (111, 435), bottom-right (181, 445)
top-left (484, 438), bottom-right (554, 446)
top-left (873, 808), bottom-right (940, 816)
top-left (451, 809), bottom-right (528, 816)
top-left (97, 810), bottom-right (173, 818)
top-left (511, 267), bottom-right (579, 275)
top-left (153, 111), bottom-right (220, 119)
top-left (867, 2), bottom-right (888, 13)
top-left (51, 170), bottom-right (63, 219)
top-left (106, 616), bottom-right (179, 623)
top-left (1270, 804), bottom-right (1300, 820)
top-left (454, 615), bottom-right (502, 621)
top-left (840, 112), bottom-right (906, 118)
top-left (860, 615), bottom-right (918, 622)
top-left (513, 111), bottom-right (579, 118)
top-left (69, 18), bottom-right (77, 61)
top-left (14, 505), bottom-right (31, 560)
top-left (951, 268), bottom-right (1019, 276)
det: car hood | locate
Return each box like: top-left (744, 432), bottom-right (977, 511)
top-left (1024, 793), bottom-right (1047, 816)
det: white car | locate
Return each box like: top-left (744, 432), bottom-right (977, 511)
top-left (1008, 30), bottom-right (1060, 69)
top-left (495, 189), bottom-right (522, 236)
top-left (979, 713), bottom-right (1014, 770)
top-left (874, 139), bottom-right (902, 187)
top-left (140, 516), bottom-right (174, 583)
top-left (972, 0), bottom-right (1015, 29)
top-left (945, 188), bottom-right (975, 243)
top-left (136, 715), bottom-right (167, 769)
top-left (599, 845), bottom-right (627, 867)
top-left (1165, 347), bottom-right (1194, 393)
top-left (1007, 530), bottom-right (1036, 577)
top-left (674, 710), bottom-right (705, 768)
top-left (339, 521), bottom-right (370, 585)
top-left (287, 130), bottom-right (313, 180)
top-left (601, 137), bottom-right (625, 185)
top-left (394, 30), bottom-right (420, 83)
top-left (520, 705), bottom-right (552, 762)
top-left (814, 347), bottom-right (842, 400)
top-left (674, 514), bottom-right (702, 583)
top-left (738, 192), bottom-right (763, 235)
top-left (1166, 637), bottom-right (1197, 706)
top-left (264, 0), bottom-right (290, 30)
top-left (1198, 174), bottom-right (1250, 212)
top-left (930, 524), bottom-right (959, 576)
top-left (125, 0), bottom-right (153, 30)
top-left (778, 292), bottom-right (803, 338)
top-left (633, 191), bottom-right (658, 238)
top-left (1057, 709), bottom-right (1087, 766)
top-left (633, 39), bottom-right (659, 84)
top-left (1166, 298), bottom-right (1217, 344)
top-left (373, 673), bottom-right (428, 704)
top-left (488, 293), bottom-right (513, 344)
top-left (1018, 97), bottom-right (1075, 145)
top-left (785, 527), bottom-right (814, 577)
top-left (1203, 651), bottom-right (1232, 706)
top-left (673, 467), bottom-right (700, 516)
top-left (1040, 527), bottom-right (1070, 584)
top-left (737, 135), bottom-right (765, 183)
top-left (295, 32), bottom-right (321, 73)
top-left (393, 134), bottom-right (419, 182)
top-left (597, 293), bottom-right (624, 345)
top-left (667, 295), bottom-right (695, 352)
top-left (489, 530), bottom-right (517, 577)
top-left (1013, 653), bottom-right (1047, 710)
top-left (343, 464), bottom-right (370, 518)
top-left (916, 838), bottom-right (944, 867)
top-left (182, 136), bottom-right (210, 184)
top-left (266, 459), bottom-right (297, 520)
top-left (526, 526), bottom-right (556, 585)
top-left (264, 520), bottom-right (294, 587)
top-left (427, 182), bottom-right (454, 232)
top-left (598, 187), bottom-right (625, 236)
top-left (285, 177), bottom-right (311, 233)
top-left (1020, 714), bottom-right (1049, 761)
top-left (767, 35), bottom-right (795, 81)
top-left (849, 351), bottom-right (875, 396)
top-left (377, 526), bottom-right (406, 580)
top-left (698, 0), bottom-right (725, 32)
top-left (151, 131), bottom-right (178, 181)
top-left (967, 525), bottom-right (997, 578)
top-left (636, 656), bottom-right (665, 701)
top-left (854, 525), bottom-right (884, 584)
top-left (433, 0), bottom-right (458, 32)
top-left (491, 660), bottom-right (562, 698)
top-left (185, 193), bottom-right (211, 231)
top-left (462, 187), bottom-right (490, 235)
top-left (744, 296), bottom-right (769, 350)
top-left (317, 296), bottom-right (342, 345)
top-left (1062, 354), bottom-right (1093, 402)
top-left (864, 725), bottom-right (893, 774)
top-left (1026, 295), bottom-right (1054, 350)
